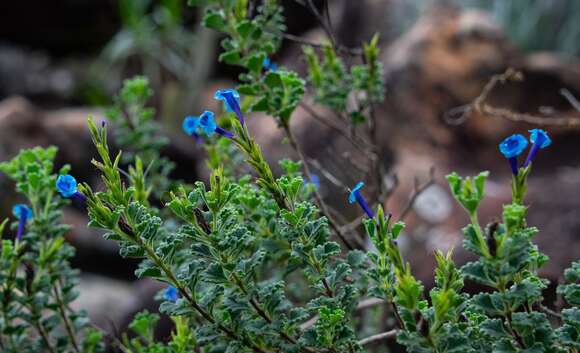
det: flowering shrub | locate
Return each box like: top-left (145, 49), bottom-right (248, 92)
top-left (1, 1), bottom-right (579, 352)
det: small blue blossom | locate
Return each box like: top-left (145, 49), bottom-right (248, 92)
top-left (499, 134), bottom-right (528, 175)
top-left (12, 204), bottom-right (32, 241)
top-left (182, 116), bottom-right (203, 144)
top-left (199, 111), bottom-right (218, 136)
top-left (499, 134), bottom-right (528, 159)
top-left (163, 286), bottom-right (179, 302)
top-left (310, 174), bottom-right (320, 189)
top-left (182, 116), bottom-right (199, 135)
top-left (214, 89), bottom-right (244, 126)
top-left (529, 129), bottom-right (552, 148)
top-left (182, 112), bottom-right (233, 139)
top-left (263, 57), bottom-right (277, 72)
top-left (12, 204), bottom-right (32, 221)
top-left (348, 182), bottom-right (374, 218)
top-left (523, 129), bottom-right (551, 167)
top-left (56, 174), bottom-right (86, 202)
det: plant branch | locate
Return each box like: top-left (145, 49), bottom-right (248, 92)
top-left (123, 226), bottom-right (271, 353)
top-left (53, 283), bottom-right (81, 353)
top-left (282, 122), bottom-right (355, 250)
top-left (445, 68), bottom-right (580, 128)
top-left (399, 167), bottom-right (436, 221)
top-left (358, 329), bottom-right (398, 346)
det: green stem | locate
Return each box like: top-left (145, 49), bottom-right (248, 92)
top-left (469, 213), bottom-right (490, 258)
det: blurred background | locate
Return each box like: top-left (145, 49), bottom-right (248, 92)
top-left (1, 0), bottom-right (580, 348)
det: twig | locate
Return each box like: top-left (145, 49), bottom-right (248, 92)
top-left (445, 68), bottom-right (580, 128)
top-left (307, 158), bottom-right (348, 189)
top-left (399, 167), bottom-right (436, 221)
top-left (560, 88), bottom-right (580, 112)
top-left (53, 282), bottom-right (81, 353)
top-left (299, 102), bottom-right (374, 155)
top-left (34, 321), bottom-right (57, 353)
top-left (539, 304), bottom-right (563, 320)
top-left (282, 123), bottom-right (356, 250)
top-left (358, 329), bottom-right (398, 346)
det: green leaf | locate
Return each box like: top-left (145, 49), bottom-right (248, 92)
top-left (203, 10), bottom-right (226, 31)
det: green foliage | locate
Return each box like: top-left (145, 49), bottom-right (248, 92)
top-left (0, 147), bottom-right (102, 353)
top-left (106, 76), bottom-right (174, 199)
top-left (303, 35), bottom-right (384, 125)
top-left (0, 1), bottom-right (578, 353)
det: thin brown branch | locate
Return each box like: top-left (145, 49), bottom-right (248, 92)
top-left (282, 123), bottom-right (356, 250)
top-left (358, 329), bottom-right (398, 346)
top-left (299, 102), bottom-right (374, 155)
top-left (445, 68), bottom-right (580, 128)
top-left (307, 158), bottom-right (348, 189)
top-left (560, 88), bottom-right (580, 112)
top-left (53, 282), bottom-right (81, 353)
top-left (399, 167), bottom-right (436, 221)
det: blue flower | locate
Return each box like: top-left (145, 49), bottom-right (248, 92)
top-left (182, 116), bottom-right (203, 144)
top-left (12, 204), bottom-right (32, 241)
top-left (199, 111), bottom-right (218, 136)
top-left (182, 116), bottom-right (199, 135)
top-left (529, 129), bottom-right (552, 148)
top-left (163, 286), bottom-right (178, 302)
top-left (182, 112), bottom-right (233, 139)
top-left (56, 174), bottom-right (86, 202)
top-left (499, 134), bottom-right (528, 175)
top-left (214, 89), bottom-right (244, 126)
top-left (499, 134), bottom-right (528, 159)
top-left (348, 182), bottom-right (374, 218)
top-left (263, 57), bottom-right (277, 72)
top-left (523, 129), bottom-right (551, 167)
top-left (56, 174), bottom-right (78, 198)
top-left (310, 174), bottom-right (320, 189)
top-left (12, 204), bottom-right (32, 221)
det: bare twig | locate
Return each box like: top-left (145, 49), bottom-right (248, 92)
top-left (539, 304), bottom-right (563, 320)
top-left (358, 329), bottom-right (398, 346)
top-left (282, 123), bottom-right (355, 250)
top-left (399, 167), bottom-right (436, 221)
top-left (445, 68), bottom-right (580, 128)
top-left (299, 102), bottom-right (374, 155)
top-left (560, 88), bottom-right (580, 112)
top-left (53, 282), bottom-right (81, 353)
top-left (307, 158), bottom-right (349, 189)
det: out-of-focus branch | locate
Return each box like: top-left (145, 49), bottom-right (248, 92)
top-left (282, 123), bottom-right (356, 250)
top-left (358, 330), bottom-right (398, 346)
top-left (299, 102), bottom-right (375, 155)
top-left (399, 167), bottom-right (436, 221)
top-left (444, 68), bottom-right (580, 127)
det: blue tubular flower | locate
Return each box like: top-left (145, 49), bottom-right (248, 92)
top-left (56, 174), bottom-right (86, 202)
top-left (214, 89), bottom-right (244, 126)
top-left (523, 129), bottom-right (551, 167)
top-left (163, 286), bottom-right (178, 302)
top-left (348, 182), bottom-right (374, 218)
top-left (12, 204), bottom-right (32, 241)
top-left (499, 134), bottom-right (528, 175)
top-left (198, 111), bottom-right (233, 138)
top-left (182, 116), bottom-right (203, 144)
